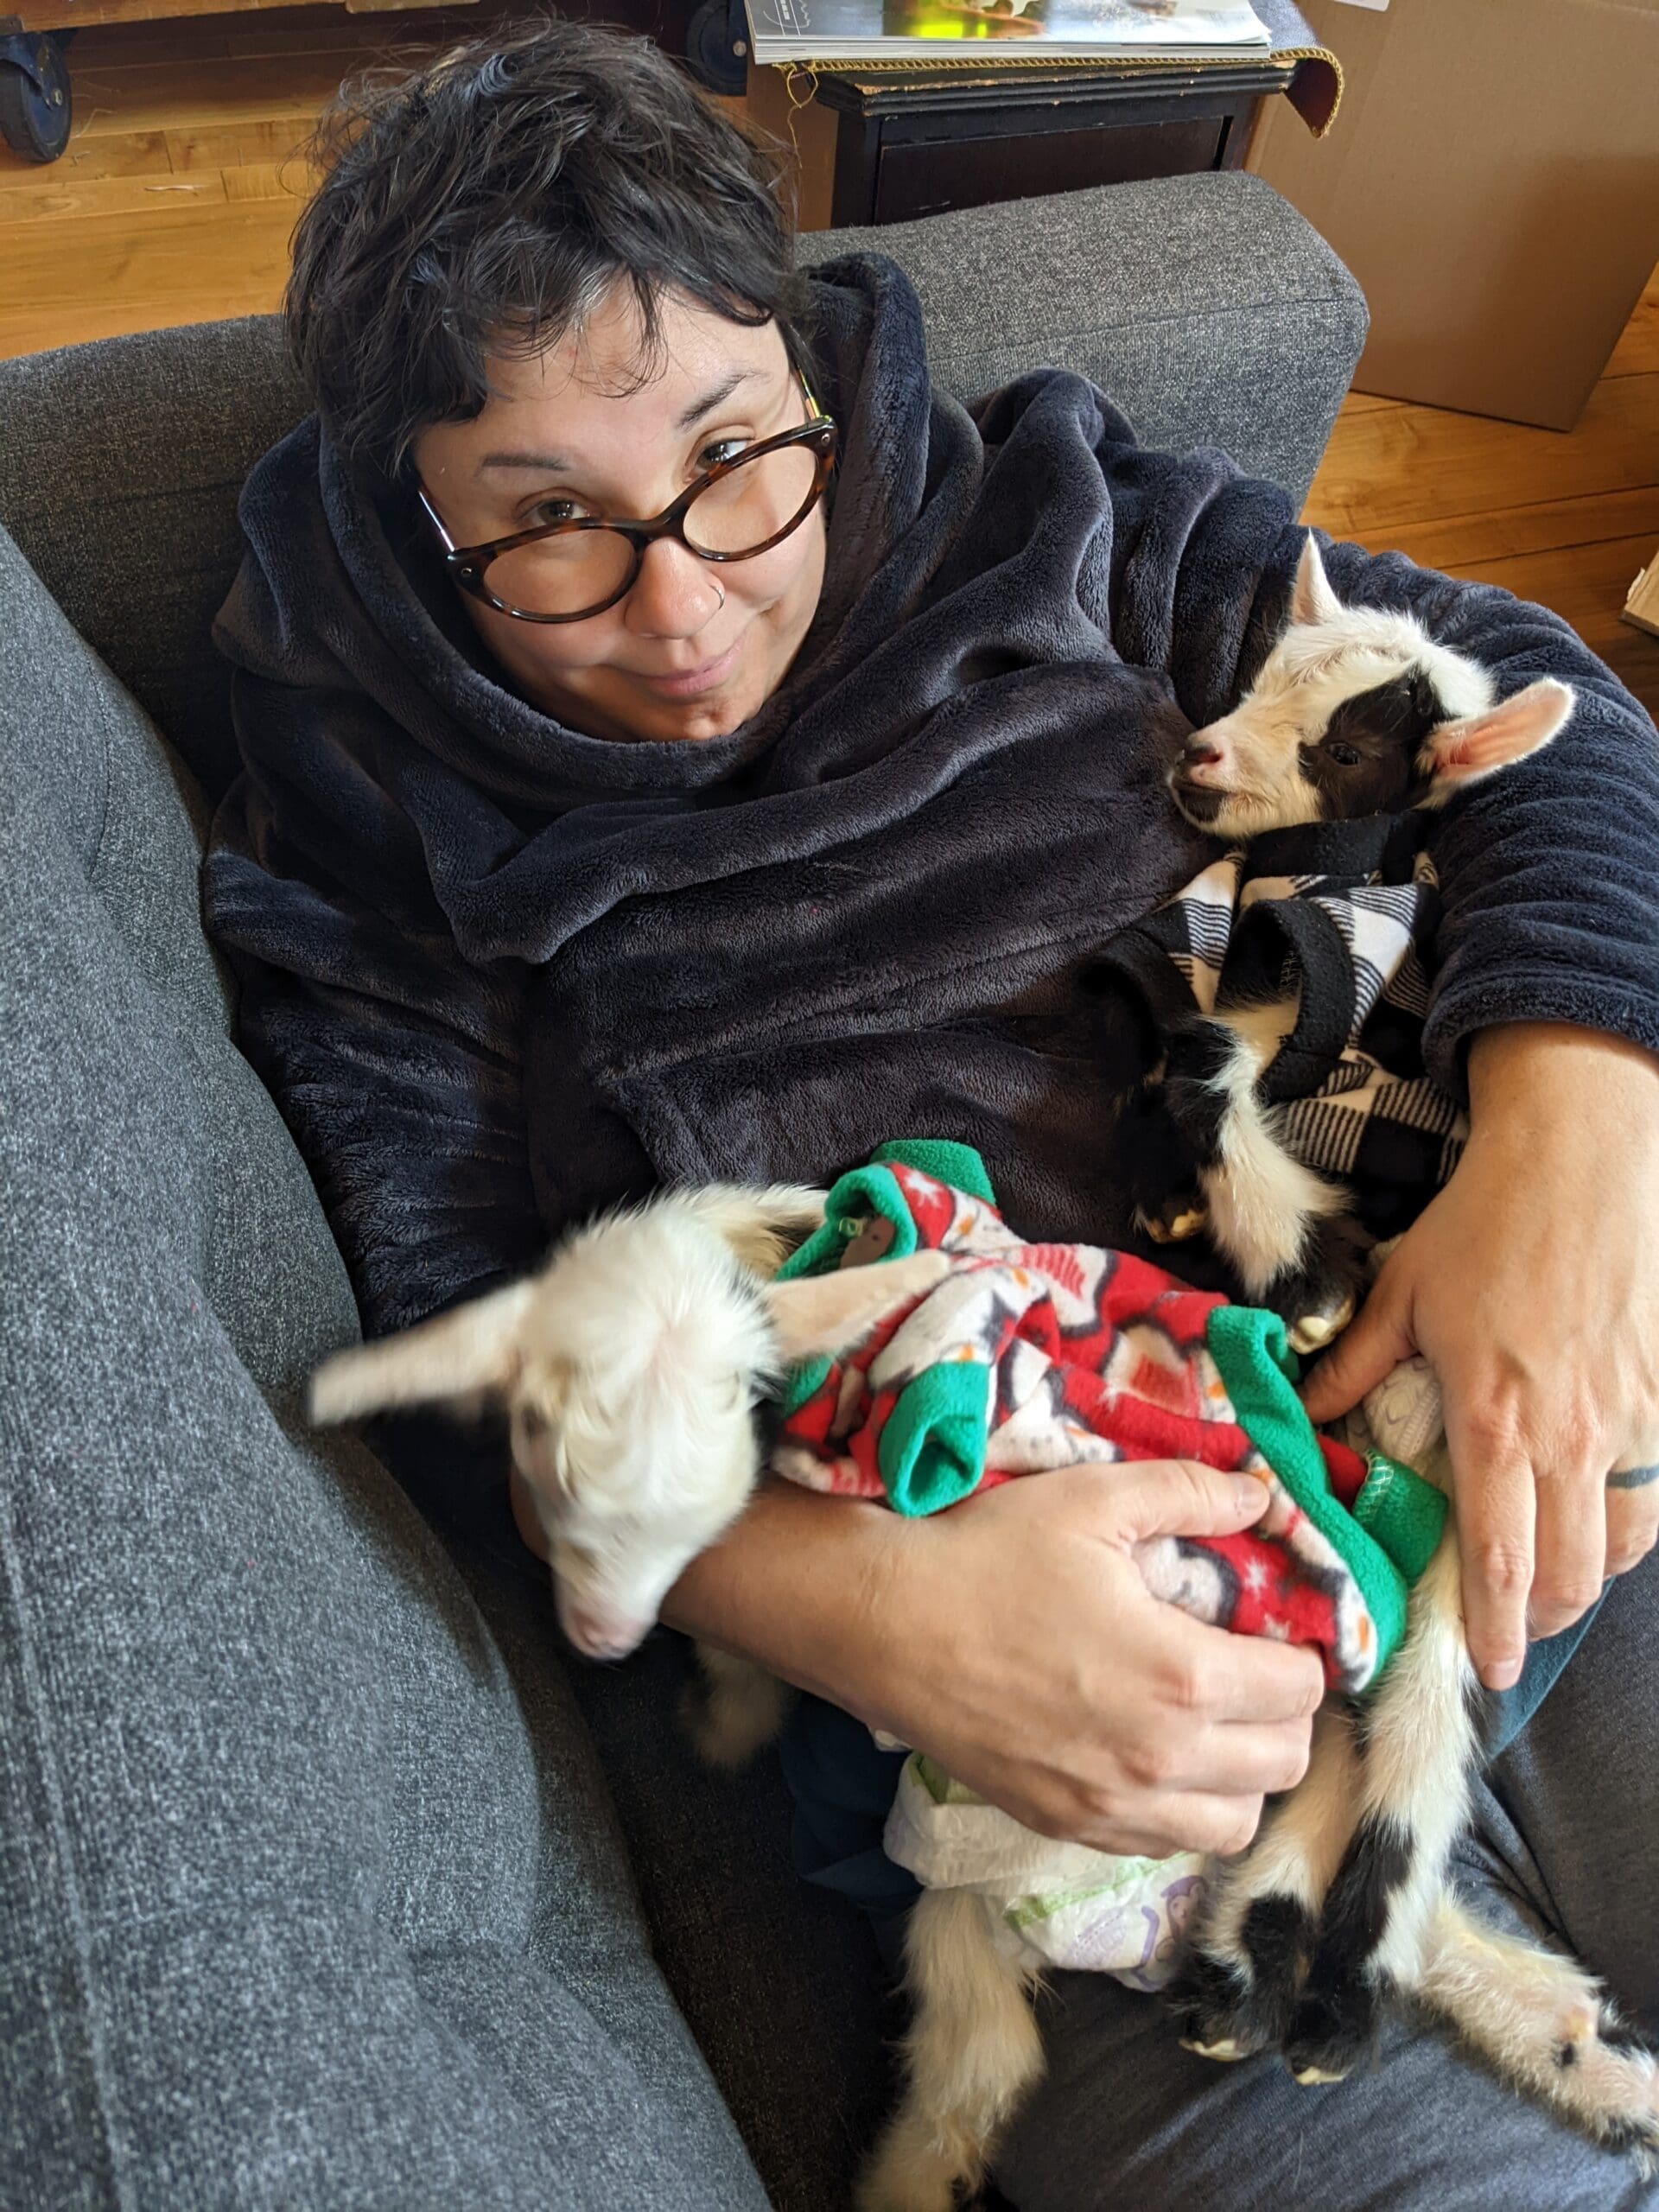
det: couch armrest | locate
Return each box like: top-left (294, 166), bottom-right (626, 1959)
top-left (801, 172), bottom-right (1368, 509)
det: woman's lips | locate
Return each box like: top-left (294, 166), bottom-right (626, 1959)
top-left (632, 632), bottom-right (743, 699)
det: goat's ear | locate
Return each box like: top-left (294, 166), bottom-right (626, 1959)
top-left (764, 1249), bottom-right (951, 1363)
top-left (677, 1183), bottom-right (829, 1279)
top-left (1290, 532), bottom-right (1343, 629)
top-left (1418, 677), bottom-right (1573, 800)
top-left (308, 1278), bottom-right (537, 1426)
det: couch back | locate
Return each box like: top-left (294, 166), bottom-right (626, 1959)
top-left (0, 173), bottom-right (1363, 804)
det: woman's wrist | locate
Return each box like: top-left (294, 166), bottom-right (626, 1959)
top-left (1465, 1020), bottom-right (1659, 1154)
top-left (660, 1476), bottom-right (915, 1725)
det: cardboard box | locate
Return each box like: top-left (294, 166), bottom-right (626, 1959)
top-left (1248, 0), bottom-right (1659, 430)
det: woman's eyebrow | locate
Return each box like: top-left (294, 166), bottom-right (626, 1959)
top-left (672, 365), bottom-right (762, 431)
top-left (475, 367), bottom-right (767, 477)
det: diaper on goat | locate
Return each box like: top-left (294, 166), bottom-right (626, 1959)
top-left (770, 1141), bottom-right (1446, 1979)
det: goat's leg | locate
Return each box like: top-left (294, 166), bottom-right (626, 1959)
top-left (1282, 1531), bottom-right (1477, 2083)
top-left (1263, 1211), bottom-right (1372, 1354)
top-left (1168, 1706), bottom-right (1361, 2062)
top-left (682, 1643), bottom-right (794, 1770)
top-left (1119, 1075), bottom-right (1211, 1245)
top-left (1173, 1015), bottom-right (1365, 1348)
top-left (1413, 1893), bottom-right (1659, 2164)
top-left (857, 1890), bottom-right (1045, 2212)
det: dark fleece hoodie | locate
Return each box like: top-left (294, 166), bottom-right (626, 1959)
top-left (204, 254), bottom-right (1659, 1382)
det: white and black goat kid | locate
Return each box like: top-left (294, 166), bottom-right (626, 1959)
top-left (1122, 537), bottom-right (1654, 2149)
top-left (1122, 531), bottom-right (1575, 1352)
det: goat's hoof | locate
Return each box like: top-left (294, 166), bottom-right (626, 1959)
top-left (1283, 1982), bottom-right (1377, 2089)
top-left (1288, 1294), bottom-right (1356, 1355)
top-left (1167, 1937), bottom-right (1294, 2066)
top-left (1180, 2035), bottom-right (1253, 2063)
top-left (1142, 1204), bottom-right (1207, 1245)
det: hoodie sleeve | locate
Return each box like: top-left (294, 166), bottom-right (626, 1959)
top-left (204, 662), bottom-right (544, 1345)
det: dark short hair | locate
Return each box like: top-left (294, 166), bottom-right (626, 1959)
top-left (286, 17), bottom-right (815, 476)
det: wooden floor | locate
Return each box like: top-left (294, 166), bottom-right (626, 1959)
top-left (2, 5), bottom-right (1656, 714)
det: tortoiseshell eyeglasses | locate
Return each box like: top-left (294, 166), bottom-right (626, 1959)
top-left (416, 375), bottom-right (836, 625)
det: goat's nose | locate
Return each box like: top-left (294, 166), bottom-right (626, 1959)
top-left (1183, 738), bottom-right (1223, 767)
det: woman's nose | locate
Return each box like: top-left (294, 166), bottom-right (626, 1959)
top-left (623, 537), bottom-right (723, 640)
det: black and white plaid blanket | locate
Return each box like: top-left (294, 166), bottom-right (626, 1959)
top-left (1095, 815), bottom-right (1466, 1238)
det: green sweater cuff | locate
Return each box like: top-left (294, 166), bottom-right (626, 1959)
top-left (1205, 1303), bottom-right (1425, 1672)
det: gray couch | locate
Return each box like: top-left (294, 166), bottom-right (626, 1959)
top-left (0, 174), bottom-right (1366, 2212)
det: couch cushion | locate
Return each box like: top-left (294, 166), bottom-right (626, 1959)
top-left (0, 522), bottom-right (770, 2212)
top-left (0, 174), bottom-right (1363, 810)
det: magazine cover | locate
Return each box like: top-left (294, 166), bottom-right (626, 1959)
top-left (742, 0), bottom-right (1270, 64)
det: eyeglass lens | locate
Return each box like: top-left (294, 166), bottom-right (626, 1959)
top-left (483, 440), bottom-right (823, 620)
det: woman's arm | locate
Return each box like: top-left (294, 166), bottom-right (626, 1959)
top-left (662, 1462), bottom-right (1325, 1859)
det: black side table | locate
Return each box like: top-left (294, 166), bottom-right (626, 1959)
top-left (809, 54), bottom-right (1304, 228)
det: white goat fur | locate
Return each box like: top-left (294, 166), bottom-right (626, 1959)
top-left (309, 1185), bottom-right (947, 1661)
top-left (310, 1185), bottom-right (1658, 2205)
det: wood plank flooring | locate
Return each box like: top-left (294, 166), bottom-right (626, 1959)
top-left (2, 5), bottom-right (1656, 713)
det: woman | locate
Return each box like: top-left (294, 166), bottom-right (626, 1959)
top-left (204, 22), bottom-right (1659, 2206)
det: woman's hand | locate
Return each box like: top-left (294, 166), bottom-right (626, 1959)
top-left (666, 1460), bottom-right (1324, 1861)
top-left (1300, 1022), bottom-right (1659, 1692)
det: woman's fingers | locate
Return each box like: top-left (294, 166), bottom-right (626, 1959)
top-left (1091, 1791), bottom-right (1268, 1863)
top-left (1528, 1449), bottom-right (1610, 1640)
top-left (1298, 1271), bottom-right (1414, 1427)
top-left (1105, 1455), bottom-right (1277, 1545)
top-left (1605, 1463), bottom-right (1659, 1577)
top-left (1444, 1397), bottom-right (1535, 1691)
top-left (1189, 1719), bottom-right (1315, 1800)
top-left (1137, 1602), bottom-right (1325, 1726)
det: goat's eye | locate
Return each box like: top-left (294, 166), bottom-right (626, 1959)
top-left (1325, 740), bottom-right (1362, 767)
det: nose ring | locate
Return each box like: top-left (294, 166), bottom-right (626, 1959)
top-left (710, 580), bottom-right (726, 612)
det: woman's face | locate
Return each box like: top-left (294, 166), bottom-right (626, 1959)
top-left (413, 287), bottom-right (828, 744)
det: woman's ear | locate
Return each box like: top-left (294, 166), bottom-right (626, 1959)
top-left (308, 1278), bottom-right (537, 1424)
top-left (1418, 677), bottom-right (1574, 801)
top-left (764, 1249), bottom-right (950, 1363)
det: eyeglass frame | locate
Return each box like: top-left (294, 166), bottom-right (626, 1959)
top-left (415, 374), bottom-right (837, 626)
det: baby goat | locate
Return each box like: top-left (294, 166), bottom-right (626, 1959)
top-left (1108, 536), bottom-right (1655, 2160)
top-left (309, 1185), bottom-right (942, 1678)
top-left (1115, 531), bottom-right (1574, 1352)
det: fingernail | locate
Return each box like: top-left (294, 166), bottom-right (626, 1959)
top-left (1483, 1658), bottom-right (1523, 1692)
top-left (1230, 1475), bottom-right (1268, 1514)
